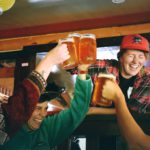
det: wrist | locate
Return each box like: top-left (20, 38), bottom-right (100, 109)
top-left (28, 71), bottom-right (47, 92)
top-left (115, 93), bottom-right (126, 106)
top-left (78, 64), bottom-right (89, 74)
top-left (78, 70), bottom-right (88, 74)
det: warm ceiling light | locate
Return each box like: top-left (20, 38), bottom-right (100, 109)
top-left (112, 0), bottom-right (125, 4)
top-left (0, 0), bottom-right (15, 14)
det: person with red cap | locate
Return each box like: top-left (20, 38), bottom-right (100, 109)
top-left (89, 34), bottom-right (150, 114)
top-left (86, 34), bottom-right (150, 150)
top-left (59, 34), bottom-right (150, 149)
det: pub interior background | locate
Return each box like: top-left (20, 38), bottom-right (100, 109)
top-left (0, 34), bottom-right (150, 150)
top-left (0, 1), bottom-right (150, 150)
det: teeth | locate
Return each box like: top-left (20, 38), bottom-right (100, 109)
top-left (35, 119), bottom-right (42, 122)
top-left (130, 64), bottom-right (139, 69)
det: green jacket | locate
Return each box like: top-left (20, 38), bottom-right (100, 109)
top-left (2, 75), bottom-right (92, 150)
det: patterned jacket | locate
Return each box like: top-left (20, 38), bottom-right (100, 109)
top-left (71, 59), bottom-right (150, 114)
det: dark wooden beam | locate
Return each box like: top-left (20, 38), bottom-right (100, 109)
top-left (0, 23), bottom-right (150, 52)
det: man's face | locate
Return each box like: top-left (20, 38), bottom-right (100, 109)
top-left (120, 50), bottom-right (147, 79)
top-left (27, 101), bottom-right (48, 130)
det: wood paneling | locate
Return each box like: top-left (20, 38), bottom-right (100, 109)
top-left (0, 67), bottom-right (15, 78)
top-left (0, 23), bottom-right (150, 52)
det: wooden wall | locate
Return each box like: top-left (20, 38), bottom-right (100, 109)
top-left (0, 23), bottom-right (150, 52)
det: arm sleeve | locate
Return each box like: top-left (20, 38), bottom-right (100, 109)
top-left (2, 79), bottom-right (41, 136)
top-left (43, 74), bottom-right (92, 148)
top-left (128, 74), bottom-right (150, 113)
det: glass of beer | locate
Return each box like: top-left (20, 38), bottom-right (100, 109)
top-left (59, 37), bottom-right (78, 69)
top-left (79, 33), bottom-right (96, 64)
top-left (68, 33), bottom-right (81, 63)
top-left (91, 73), bottom-right (116, 107)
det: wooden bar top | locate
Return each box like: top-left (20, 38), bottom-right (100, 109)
top-left (73, 113), bottom-right (150, 136)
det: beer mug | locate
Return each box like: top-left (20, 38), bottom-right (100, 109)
top-left (79, 33), bottom-right (96, 64)
top-left (91, 73), bottom-right (116, 107)
top-left (68, 33), bottom-right (81, 63)
top-left (59, 37), bottom-right (78, 69)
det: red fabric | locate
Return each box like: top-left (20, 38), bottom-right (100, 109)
top-left (2, 79), bottom-right (40, 136)
top-left (121, 34), bottom-right (149, 52)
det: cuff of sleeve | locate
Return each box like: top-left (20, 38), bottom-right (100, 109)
top-left (77, 74), bottom-right (91, 81)
top-left (28, 71), bottom-right (47, 93)
top-left (78, 70), bottom-right (88, 74)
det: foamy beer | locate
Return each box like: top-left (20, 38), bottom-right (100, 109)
top-left (68, 33), bottom-right (81, 63)
top-left (79, 33), bottom-right (96, 64)
top-left (91, 73), bottom-right (116, 107)
top-left (59, 37), bottom-right (78, 69)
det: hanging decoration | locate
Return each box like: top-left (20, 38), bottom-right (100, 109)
top-left (0, 0), bottom-right (16, 14)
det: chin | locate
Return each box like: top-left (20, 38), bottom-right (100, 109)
top-left (32, 127), bottom-right (39, 130)
top-left (32, 125), bottom-right (40, 130)
top-left (127, 69), bottom-right (139, 76)
top-left (128, 72), bottom-right (138, 77)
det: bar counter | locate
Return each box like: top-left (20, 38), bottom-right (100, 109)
top-left (58, 113), bottom-right (150, 150)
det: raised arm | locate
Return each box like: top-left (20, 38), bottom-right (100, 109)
top-left (87, 107), bottom-right (116, 115)
top-left (45, 64), bottom-right (92, 148)
top-left (102, 79), bottom-right (150, 150)
top-left (2, 44), bottom-right (70, 136)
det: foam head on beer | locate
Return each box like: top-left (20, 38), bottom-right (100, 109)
top-left (98, 73), bottom-right (116, 80)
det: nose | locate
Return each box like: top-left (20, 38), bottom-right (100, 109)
top-left (132, 56), bottom-right (138, 64)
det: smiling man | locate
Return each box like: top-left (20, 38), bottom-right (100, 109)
top-left (27, 101), bottom-right (48, 131)
top-left (116, 34), bottom-right (150, 113)
top-left (87, 34), bottom-right (150, 114)
top-left (119, 49), bottom-right (147, 78)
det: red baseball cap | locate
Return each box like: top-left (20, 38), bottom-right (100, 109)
top-left (120, 34), bottom-right (150, 53)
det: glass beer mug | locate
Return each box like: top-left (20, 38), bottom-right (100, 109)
top-left (79, 33), bottom-right (96, 64)
top-left (59, 37), bottom-right (78, 69)
top-left (91, 73), bottom-right (116, 107)
top-left (68, 33), bottom-right (81, 63)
